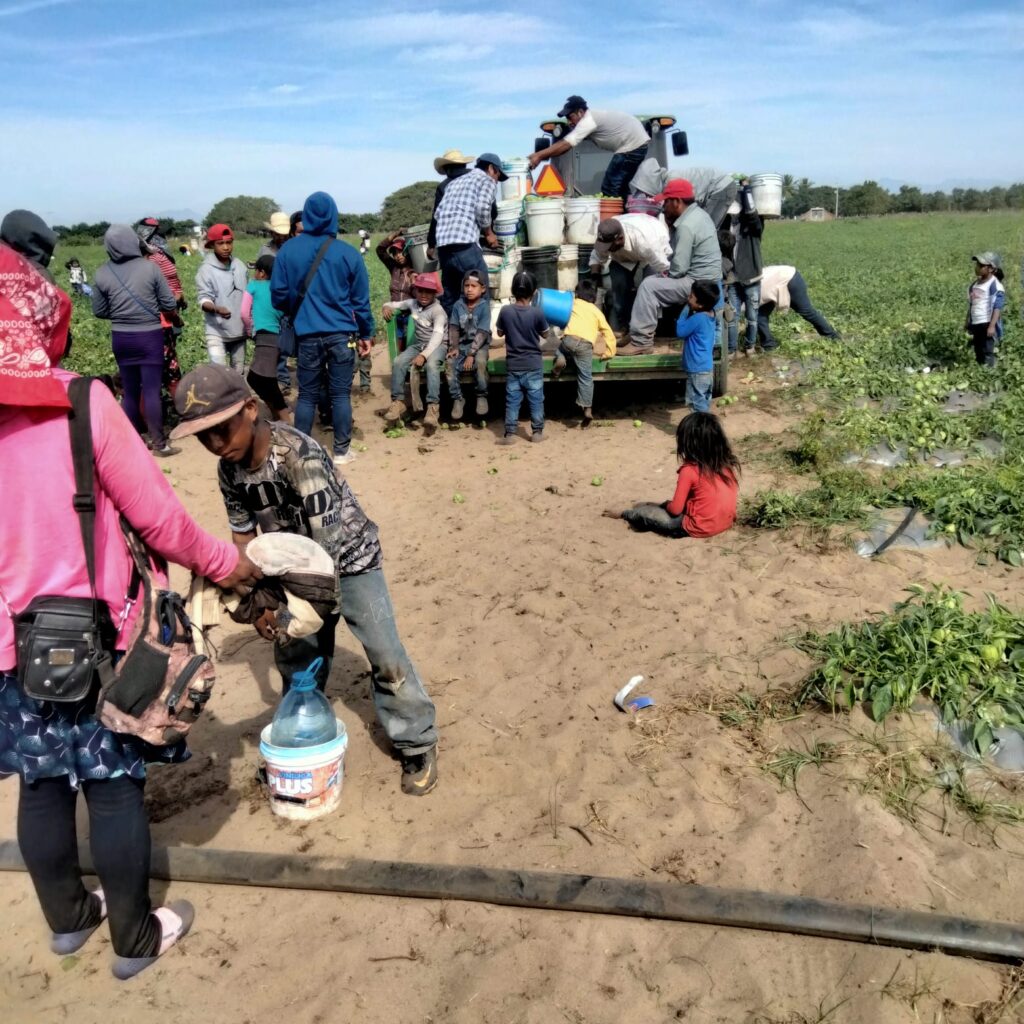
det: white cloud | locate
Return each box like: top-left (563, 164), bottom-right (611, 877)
top-left (270, 83), bottom-right (302, 95)
top-left (0, 0), bottom-right (76, 16)
top-left (326, 9), bottom-right (552, 46)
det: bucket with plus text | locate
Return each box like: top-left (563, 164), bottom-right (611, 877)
top-left (259, 720), bottom-right (348, 822)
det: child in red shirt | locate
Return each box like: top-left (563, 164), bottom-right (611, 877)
top-left (603, 412), bottom-right (739, 537)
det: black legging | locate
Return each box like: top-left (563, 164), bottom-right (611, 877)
top-left (18, 775), bottom-right (160, 958)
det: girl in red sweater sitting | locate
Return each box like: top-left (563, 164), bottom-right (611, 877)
top-left (603, 412), bottom-right (739, 537)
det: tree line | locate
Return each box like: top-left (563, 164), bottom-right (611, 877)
top-left (782, 176), bottom-right (1024, 218)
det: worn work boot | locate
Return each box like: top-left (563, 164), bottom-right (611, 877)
top-left (475, 396), bottom-right (489, 417)
top-left (423, 403), bottom-right (440, 433)
top-left (384, 398), bottom-right (407, 424)
top-left (451, 398), bottom-right (465, 421)
top-left (401, 747), bottom-right (438, 796)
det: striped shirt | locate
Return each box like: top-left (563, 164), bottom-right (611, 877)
top-left (434, 168), bottom-right (496, 247)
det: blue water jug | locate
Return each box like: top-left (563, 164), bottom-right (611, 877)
top-left (269, 657), bottom-right (337, 748)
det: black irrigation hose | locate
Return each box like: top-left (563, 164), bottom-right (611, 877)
top-left (871, 506), bottom-right (918, 557)
top-left (2, 841), bottom-right (1023, 963)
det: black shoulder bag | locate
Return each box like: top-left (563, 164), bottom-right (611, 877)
top-left (15, 378), bottom-right (116, 702)
top-left (277, 238), bottom-right (334, 357)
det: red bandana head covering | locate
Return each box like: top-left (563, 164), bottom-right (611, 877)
top-left (0, 242), bottom-right (72, 410)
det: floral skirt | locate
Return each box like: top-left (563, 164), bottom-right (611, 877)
top-left (0, 672), bottom-right (188, 789)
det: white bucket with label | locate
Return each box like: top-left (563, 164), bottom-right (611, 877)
top-left (564, 198), bottom-right (600, 244)
top-left (524, 197), bottom-right (565, 247)
top-left (749, 173), bottom-right (784, 218)
top-left (494, 215), bottom-right (521, 248)
top-left (557, 244), bottom-right (579, 292)
top-left (259, 720), bottom-right (348, 822)
top-left (500, 158), bottom-right (533, 202)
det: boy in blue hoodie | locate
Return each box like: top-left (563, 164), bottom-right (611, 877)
top-left (270, 191), bottom-right (375, 468)
top-left (676, 280), bottom-right (720, 413)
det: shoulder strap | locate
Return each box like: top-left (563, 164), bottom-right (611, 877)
top-left (108, 264), bottom-right (160, 319)
top-left (67, 377), bottom-right (100, 613)
top-left (294, 238), bottom-right (334, 317)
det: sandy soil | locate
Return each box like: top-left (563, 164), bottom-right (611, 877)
top-left (2, 352), bottom-right (1022, 1023)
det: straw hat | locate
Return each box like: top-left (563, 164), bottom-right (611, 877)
top-left (433, 148), bottom-right (474, 174)
top-left (265, 211), bottom-right (291, 235)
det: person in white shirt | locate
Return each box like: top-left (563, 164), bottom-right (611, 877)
top-left (588, 215), bottom-right (671, 333)
top-left (757, 266), bottom-right (839, 350)
top-left (965, 252), bottom-right (1005, 367)
top-left (529, 95), bottom-right (650, 200)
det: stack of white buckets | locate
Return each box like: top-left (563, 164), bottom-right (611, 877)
top-left (488, 158), bottom-right (601, 301)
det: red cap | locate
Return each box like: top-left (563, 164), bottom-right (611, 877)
top-left (205, 223), bottom-right (234, 246)
top-left (389, 237), bottom-right (406, 251)
top-left (412, 271), bottom-right (442, 293)
top-left (653, 179), bottom-right (695, 202)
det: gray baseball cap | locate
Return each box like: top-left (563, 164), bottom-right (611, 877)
top-left (972, 251), bottom-right (1002, 269)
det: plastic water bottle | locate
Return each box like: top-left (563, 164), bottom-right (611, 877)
top-left (269, 658), bottom-right (337, 748)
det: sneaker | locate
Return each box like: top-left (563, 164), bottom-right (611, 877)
top-left (531, 431), bottom-right (546, 443)
top-left (334, 451), bottom-right (356, 468)
top-left (475, 396), bottom-right (489, 417)
top-left (152, 445), bottom-right (180, 458)
top-left (384, 399), bottom-right (407, 424)
top-left (51, 889), bottom-right (106, 955)
top-left (401, 747), bottom-right (438, 796)
top-left (451, 398), bottom-right (465, 421)
top-left (551, 353), bottom-right (567, 378)
top-left (423, 404), bottom-right (440, 433)
top-left (112, 900), bottom-right (195, 981)
top-left (497, 433), bottom-right (517, 446)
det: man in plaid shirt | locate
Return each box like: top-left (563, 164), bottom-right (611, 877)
top-left (433, 152), bottom-right (505, 314)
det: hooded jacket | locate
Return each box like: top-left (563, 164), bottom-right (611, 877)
top-left (1, 209), bottom-right (58, 282)
top-left (270, 191), bottom-right (374, 339)
top-left (91, 225), bottom-right (176, 332)
top-left (730, 185), bottom-right (764, 285)
top-left (195, 249), bottom-right (248, 340)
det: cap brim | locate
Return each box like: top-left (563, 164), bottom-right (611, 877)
top-left (169, 399), bottom-right (246, 440)
top-left (496, 170), bottom-right (509, 181)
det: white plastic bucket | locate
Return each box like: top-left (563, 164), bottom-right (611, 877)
top-left (494, 216), bottom-right (520, 247)
top-left (557, 244), bottom-right (579, 292)
top-left (749, 173), bottom-right (783, 218)
top-left (500, 159), bottom-right (533, 202)
top-left (524, 198), bottom-right (565, 247)
top-left (564, 198), bottom-right (600, 244)
top-left (259, 721), bottom-right (348, 822)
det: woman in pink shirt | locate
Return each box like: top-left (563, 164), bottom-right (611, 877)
top-left (0, 243), bottom-right (260, 979)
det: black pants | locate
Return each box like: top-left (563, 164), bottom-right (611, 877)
top-left (968, 322), bottom-right (996, 366)
top-left (757, 270), bottom-right (837, 349)
top-left (621, 502), bottom-right (688, 537)
top-left (18, 775), bottom-right (159, 958)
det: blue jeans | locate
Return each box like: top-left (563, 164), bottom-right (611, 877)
top-left (274, 569), bottom-right (438, 754)
top-left (558, 335), bottom-right (594, 408)
top-left (600, 144), bottom-right (649, 202)
top-left (686, 370), bottom-right (713, 412)
top-left (727, 281), bottom-right (761, 352)
top-left (757, 270), bottom-right (837, 349)
top-left (276, 349), bottom-right (290, 388)
top-left (295, 332), bottom-right (355, 456)
top-left (505, 368), bottom-right (545, 435)
top-left (447, 341), bottom-right (490, 400)
top-left (438, 244), bottom-right (490, 318)
top-left (391, 343), bottom-right (446, 405)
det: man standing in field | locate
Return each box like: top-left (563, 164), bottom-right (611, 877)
top-left (271, 190), bottom-right (373, 468)
top-left (529, 96), bottom-right (650, 201)
top-left (619, 179), bottom-right (721, 355)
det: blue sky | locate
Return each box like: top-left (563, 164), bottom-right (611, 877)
top-left (3, 0), bottom-right (1021, 224)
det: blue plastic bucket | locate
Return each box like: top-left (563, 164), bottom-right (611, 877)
top-left (533, 288), bottom-right (574, 329)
